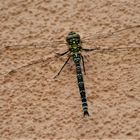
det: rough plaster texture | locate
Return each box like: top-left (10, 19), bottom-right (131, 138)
top-left (0, 0), bottom-right (140, 139)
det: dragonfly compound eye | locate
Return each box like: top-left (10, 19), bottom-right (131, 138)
top-left (66, 32), bottom-right (81, 45)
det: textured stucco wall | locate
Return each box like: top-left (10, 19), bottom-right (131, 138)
top-left (0, 0), bottom-right (140, 139)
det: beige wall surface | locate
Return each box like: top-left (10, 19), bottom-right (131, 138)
top-left (0, 0), bottom-right (140, 139)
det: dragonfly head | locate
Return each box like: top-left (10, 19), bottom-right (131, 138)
top-left (66, 31), bottom-right (81, 45)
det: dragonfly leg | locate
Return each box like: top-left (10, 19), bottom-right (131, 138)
top-left (81, 55), bottom-right (86, 75)
top-left (82, 48), bottom-right (100, 52)
top-left (56, 50), bottom-right (69, 56)
top-left (54, 55), bottom-right (71, 79)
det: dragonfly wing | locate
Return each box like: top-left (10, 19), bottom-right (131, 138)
top-left (82, 24), bottom-right (140, 52)
top-left (0, 45), bottom-right (62, 80)
top-left (82, 24), bottom-right (140, 43)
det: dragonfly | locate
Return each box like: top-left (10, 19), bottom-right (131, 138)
top-left (1, 24), bottom-right (140, 116)
top-left (53, 31), bottom-right (99, 116)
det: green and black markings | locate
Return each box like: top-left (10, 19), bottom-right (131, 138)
top-left (54, 31), bottom-right (99, 116)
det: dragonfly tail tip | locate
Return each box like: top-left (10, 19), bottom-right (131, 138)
top-left (84, 111), bottom-right (89, 117)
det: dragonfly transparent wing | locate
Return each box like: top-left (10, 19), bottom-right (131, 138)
top-left (82, 24), bottom-right (140, 43)
top-left (0, 43), bottom-right (68, 83)
top-left (79, 25), bottom-right (140, 105)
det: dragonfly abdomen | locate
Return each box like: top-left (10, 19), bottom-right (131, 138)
top-left (73, 54), bottom-right (89, 116)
